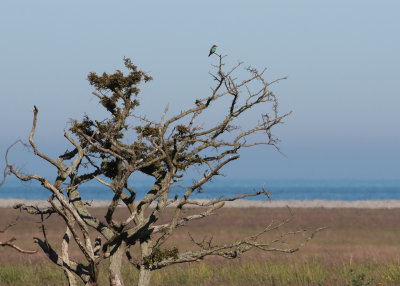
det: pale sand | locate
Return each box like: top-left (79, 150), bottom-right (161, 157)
top-left (2, 199), bottom-right (400, 209)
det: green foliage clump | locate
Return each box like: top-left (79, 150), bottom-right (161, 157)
top-left (70, 115), bottom-right (94, 137)
top-left (143, 247), bottom-right (179, 267)
top-left (101, 159), bottom-right (120, 179)
top-left (100, 96), bottom-right (119, 115)
top-left (175, 153), bottom-right (202, 171)
top-left (136, 125), bottom-right (159, 138)
top-left (176, 125), bottom-right (189, 136)
top-left (87, 57), bottom-right (152, 98)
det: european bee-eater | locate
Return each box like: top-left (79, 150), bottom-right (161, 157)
top-left (208, 45), bottom-right (217, 57)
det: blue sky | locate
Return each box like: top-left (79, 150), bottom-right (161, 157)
top-left (0, 1), bottom-right (399, 180)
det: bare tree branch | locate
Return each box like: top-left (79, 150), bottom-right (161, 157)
top-left (0, 56), bottom-right (319, 286)
top-left (0, 217), bottom-right (37, 254)
top-left (0, 238), bottom-right (37, 254)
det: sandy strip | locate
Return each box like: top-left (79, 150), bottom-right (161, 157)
top-left (2, 199), bottom-right (400, 209)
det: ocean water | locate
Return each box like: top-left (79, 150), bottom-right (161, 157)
top-left (1, 178), bottom-right (400, 201)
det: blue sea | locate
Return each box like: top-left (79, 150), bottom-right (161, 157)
top-left (1, 178), bottom-right (400, 201)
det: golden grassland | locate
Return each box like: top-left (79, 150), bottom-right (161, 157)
top-left (1, 206), bottom-right (400, 285)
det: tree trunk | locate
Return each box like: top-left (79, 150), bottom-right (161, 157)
top-left (64, 269), bottom-right (77, 286)
top-left (86, 262), bottom-right (99, 286)
top-left (137, 267), bottom-right (152, 286)
top-left (137, 239), bottom-right (152, 286)
top-left (109, 240), bottom-right (126, 286)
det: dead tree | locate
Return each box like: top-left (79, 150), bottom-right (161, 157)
top-left (2, 56), bottom-right (320, 286)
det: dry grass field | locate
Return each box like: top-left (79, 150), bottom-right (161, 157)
top-left (1, 206), bottom-right (400, 285)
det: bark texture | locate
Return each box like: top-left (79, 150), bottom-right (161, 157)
top-left (109, 241), bottom-right (126, 286)
top-left (137, 268), bottom-right (152, 286)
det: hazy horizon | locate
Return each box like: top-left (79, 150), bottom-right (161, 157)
top-left (1, 1), bottom-right (399, 180)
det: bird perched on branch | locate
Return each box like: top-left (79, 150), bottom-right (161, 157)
top-left (208, 45), bottom-right (217, 57)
